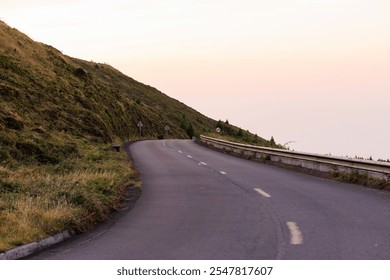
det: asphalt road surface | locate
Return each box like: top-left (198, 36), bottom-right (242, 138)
top-left (29, 140), bottom-right (390, 259)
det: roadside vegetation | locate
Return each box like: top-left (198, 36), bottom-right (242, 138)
top-left (0, 143), bottom-right (138, 251)
top-left (332, 170), bottom-right (390, 190)
top-left (204, 119), bottom-right (283, 149)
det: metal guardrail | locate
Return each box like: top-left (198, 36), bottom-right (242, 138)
top-left (199, 135), bottom-right (390, 180)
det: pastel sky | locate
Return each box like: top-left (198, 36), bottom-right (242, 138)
top-left (2, 0), bottom-right (390, 159)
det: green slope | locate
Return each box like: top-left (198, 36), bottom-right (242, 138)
top-left (0, 20), bottom-right (216, 164)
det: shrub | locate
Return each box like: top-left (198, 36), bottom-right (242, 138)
top-left (74, 67), bottom-right (88, 79)
top-left (4, 116), bottom-right (24, 130)
top-left (0, 180), bottom-right (21, 193)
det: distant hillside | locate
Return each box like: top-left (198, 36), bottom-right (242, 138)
top-left (0, 21), bottom-right (274, 251)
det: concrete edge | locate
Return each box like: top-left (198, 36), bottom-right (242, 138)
top-left (1, 229), bottom-right (76, 260)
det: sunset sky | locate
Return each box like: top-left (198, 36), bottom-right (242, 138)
top-left (2, 0), bottom-right (390, 159)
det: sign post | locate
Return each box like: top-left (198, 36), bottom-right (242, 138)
top-left (137, 121), bottom-right (143, 136)
top-left (164, 125), bottom-right (170, 136)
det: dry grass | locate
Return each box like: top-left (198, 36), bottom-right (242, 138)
top-left (0, 144), bottom-right (138, 251)
top-left (0, 196), bottom-right (79, 249)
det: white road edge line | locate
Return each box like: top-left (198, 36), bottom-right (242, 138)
top-left (254, 188), bottom-right (271, 198)
top-left (219, 171), bottom-right (227, 175)
top-left (286, 221), bottom-right (303, 245)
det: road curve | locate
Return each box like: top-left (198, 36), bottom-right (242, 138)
top-left (29, 140), bottom-right (390, 259)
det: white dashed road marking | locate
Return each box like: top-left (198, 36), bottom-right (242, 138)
top-left (187, 155), bottom-right (192, 159)
top-left (286, 221), bottom-right (303, 245)
top-left (219, 171), bottom-right (227, 175)
top-left (199, 162), bottom-right (208, 166)
top-left (254, 188), bottom-right (271, 198)
top-left (178, 151), bottom-right (183, 154)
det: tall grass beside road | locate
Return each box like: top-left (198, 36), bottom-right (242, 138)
top-left (0, 144), bottom-right (138, 251)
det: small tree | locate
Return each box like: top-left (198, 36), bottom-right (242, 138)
top-left (216, 120), bottom-right (223, 129)
top-left (180, 114), bottom-right (187, 130)
top-left (270, 136), bottom-right (276, 147)
top-left (186, 123), bottom-right (195, 139)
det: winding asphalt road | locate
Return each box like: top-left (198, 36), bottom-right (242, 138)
top-left (29, 140), bottom-right (390, 259)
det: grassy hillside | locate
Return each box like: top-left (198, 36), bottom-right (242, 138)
top-left (0, 20), bottom-right (275, 251)
top-left (0, 22), bottom-right (211, 158)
